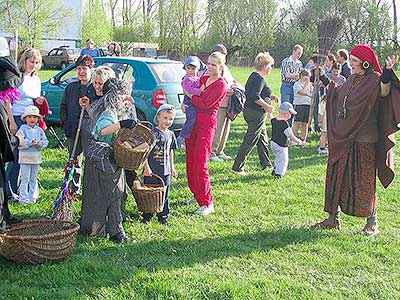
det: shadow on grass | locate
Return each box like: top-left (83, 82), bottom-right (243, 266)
top-left (0, 227), bottom-right (330, 298)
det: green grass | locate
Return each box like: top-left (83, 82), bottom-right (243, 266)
top-left (1, 67), bottom-right (400, 300)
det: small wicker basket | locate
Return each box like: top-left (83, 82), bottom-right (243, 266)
top-left (114, 122), bottom-right (156, 171)
top-left (0, 219), bottom-right (80, 264)
top-left (132, 174), bottom-right (166, 213)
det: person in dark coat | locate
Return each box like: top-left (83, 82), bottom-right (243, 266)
top-left (59, 55), bottom-right (96, 193)
top-left (0, 56), bottom-right (22, 230)
top-left (313, 45), bottom-right (400, 236)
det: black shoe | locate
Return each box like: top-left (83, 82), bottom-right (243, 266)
top-left (9, 217), bottom-right (22, 224)
top-left (158, 217), bottom-right (169, 225)
top-left (109, 231), bottom-right (130, 243)
top-left (273, 173), bottom-right (282, 179)
top-left (141, 217), bottom-right (152, 224)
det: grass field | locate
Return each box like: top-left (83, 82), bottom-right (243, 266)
top-left (1, 67), bottom-right (400, 300)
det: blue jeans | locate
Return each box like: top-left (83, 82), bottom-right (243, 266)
top-left (19, 164), bottom-right (40, 201)
top-left (5, 116), bottom-right (23, 199)
top-left (280, 82), bottom-right (295, 125)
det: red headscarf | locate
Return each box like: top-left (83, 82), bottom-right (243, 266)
top-left (350, 44), bottom-right (383, 74)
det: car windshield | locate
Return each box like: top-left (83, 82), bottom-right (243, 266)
top-left (150, 63), bottom-right (186, 83)
top-left (67, 49), bottom-right (80, 55)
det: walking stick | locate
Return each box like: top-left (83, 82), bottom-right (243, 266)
top-left (307, 67), bottom-right (321, 129)
top-left (52, 106), bottom-right (86, 221)
top-left (70, 106), bottom-right (85, 160)
top-left (48, 126), bottom-right (66, 150)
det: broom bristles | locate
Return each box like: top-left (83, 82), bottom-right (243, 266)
top-left (318, 17), bottom-right (343, 55)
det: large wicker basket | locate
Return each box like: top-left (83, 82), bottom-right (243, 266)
top-left (114, 122), bottom-right (156, 171)
top-left (0, 219), bottom-right (80, 264)
top-left (132, 174), bottom-right (166, 213)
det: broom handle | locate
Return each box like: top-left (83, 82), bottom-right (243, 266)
top-left (70, 107), bottom-right (85, 160)
top-left (307, 68), bottom-right (320, 128)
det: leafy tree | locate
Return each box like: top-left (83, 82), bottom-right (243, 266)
top-left (205, 0), bottom-right (277, 60)
top-left (82, 0), bottom-right (113, 44)
top-left (158, 0), bottom-right (206, 55)
top-left (275, 0), bottom-right (397, 64)
top-left (0, 0), bottom-right (71, 48)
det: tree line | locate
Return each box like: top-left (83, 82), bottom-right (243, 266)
top-left (0, 0), bottom-right (398, 65)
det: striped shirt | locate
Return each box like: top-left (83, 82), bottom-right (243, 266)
top-left (281, 56), bottom-right (303, 83)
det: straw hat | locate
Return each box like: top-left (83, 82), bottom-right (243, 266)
top-left (21, 105), bottom-right (42, 121)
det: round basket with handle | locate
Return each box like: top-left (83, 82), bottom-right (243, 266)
top-left (132, 174), bottom-right (166, 213)
top-left (0, 219), bottom-right (80, 264)
top-left (113, 121), bottom-right (156, 171)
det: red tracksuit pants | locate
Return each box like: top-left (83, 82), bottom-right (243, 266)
top-left (185, 117), bottom-right (216, 207)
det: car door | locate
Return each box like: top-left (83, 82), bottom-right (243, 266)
top-left (44, 49), bottom-right (57, 67)
top-left (55, 49), bottom-right (64, 68)
top-left (41, 65), bottom-right (78, 122)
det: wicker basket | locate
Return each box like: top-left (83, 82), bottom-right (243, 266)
top-left (114, 122), bottom-right (156, 171)
top-left (132, 174), bottom-right (166, 213)
top-left (0, 219), bottom-right (80, 264)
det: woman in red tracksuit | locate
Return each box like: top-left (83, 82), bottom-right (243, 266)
top-left (184, 51), bottom-right (227, 216)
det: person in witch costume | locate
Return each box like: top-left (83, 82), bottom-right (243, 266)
top-left (312, 44), bottom-right (400, 236)
top-left (0, 56), bottom-right (22, 230)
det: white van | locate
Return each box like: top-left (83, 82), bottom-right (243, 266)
top-left (0, 37), bottom-right (10, 56)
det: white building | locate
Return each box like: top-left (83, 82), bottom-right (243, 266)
top-left (41, 0), bottom-right (83, 50)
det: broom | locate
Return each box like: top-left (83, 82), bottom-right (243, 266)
top-left (308, 17), bottom-right (343, 130)
top-left (52, 106), bottom-right (86, 221)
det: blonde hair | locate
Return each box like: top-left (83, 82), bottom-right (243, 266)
top-left (209, 51), bottom-right (226, 77)
top-left (299, 69), bottom-right (311, 78)
top-left (18, 48), bottom-right (42, 75)
top-left (293, 44), bottom-right (303, 52)
top-left (254, 52), bottom-right (274, 70)
top-left (91, 66), bottom-right (116, 83)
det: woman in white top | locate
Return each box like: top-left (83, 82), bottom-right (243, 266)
top-left (5, 48), bottom-right (44, 200)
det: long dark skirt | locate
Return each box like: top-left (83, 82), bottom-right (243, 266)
top-left (324, 142), bottom-right (377, 217)
top-left (80, 161), bottom-right (125, 237)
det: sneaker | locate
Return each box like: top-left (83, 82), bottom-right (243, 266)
top-left (109, 231), bottom-right (131, 243)
top-left (186, 198), bottom-right (197, 205)
top-left (18, 199), bottom-right (31, 205)
top-left (158, 216), bottom-right (169, 225)
top-left (194, 204), bottom-right (215, 216)
top-left (209, 154), bottom-right (223, 162)
top-left (218, 152), bottom-right (231, 161)
top-left (318, 147), bottom-right (329, 155)
top-left (231, 169), bottom-right (248, 176)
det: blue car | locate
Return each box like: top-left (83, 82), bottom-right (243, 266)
top-left (41, 56), bottom-right (186, 130)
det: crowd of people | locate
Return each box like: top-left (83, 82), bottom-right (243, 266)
top-left (0, 41), bottom-right (399, 242)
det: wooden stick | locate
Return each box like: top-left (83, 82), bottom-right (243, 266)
top-left (70, 107), bottom-right (85, 160)
top-left (307, 68), bottom-right (320, 129)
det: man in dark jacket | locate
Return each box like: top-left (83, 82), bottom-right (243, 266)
top-left (59, 55), bottom-right (96, 193)
top-left (0, 56), bottom-right (22, 230)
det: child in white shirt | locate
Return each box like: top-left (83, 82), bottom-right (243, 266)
top-left (292, 69), bottom-right (313, 143)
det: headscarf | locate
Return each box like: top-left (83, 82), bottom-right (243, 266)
top-left (350, 44), bottom-right (383, 74)
top-left (90, 78), bottom-right (133, 129)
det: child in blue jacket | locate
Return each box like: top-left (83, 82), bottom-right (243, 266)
top-left (16, 105), bottom-right (48, 204)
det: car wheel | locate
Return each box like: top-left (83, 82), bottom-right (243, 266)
top-left (60, 62), bottom-right (67, 70)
